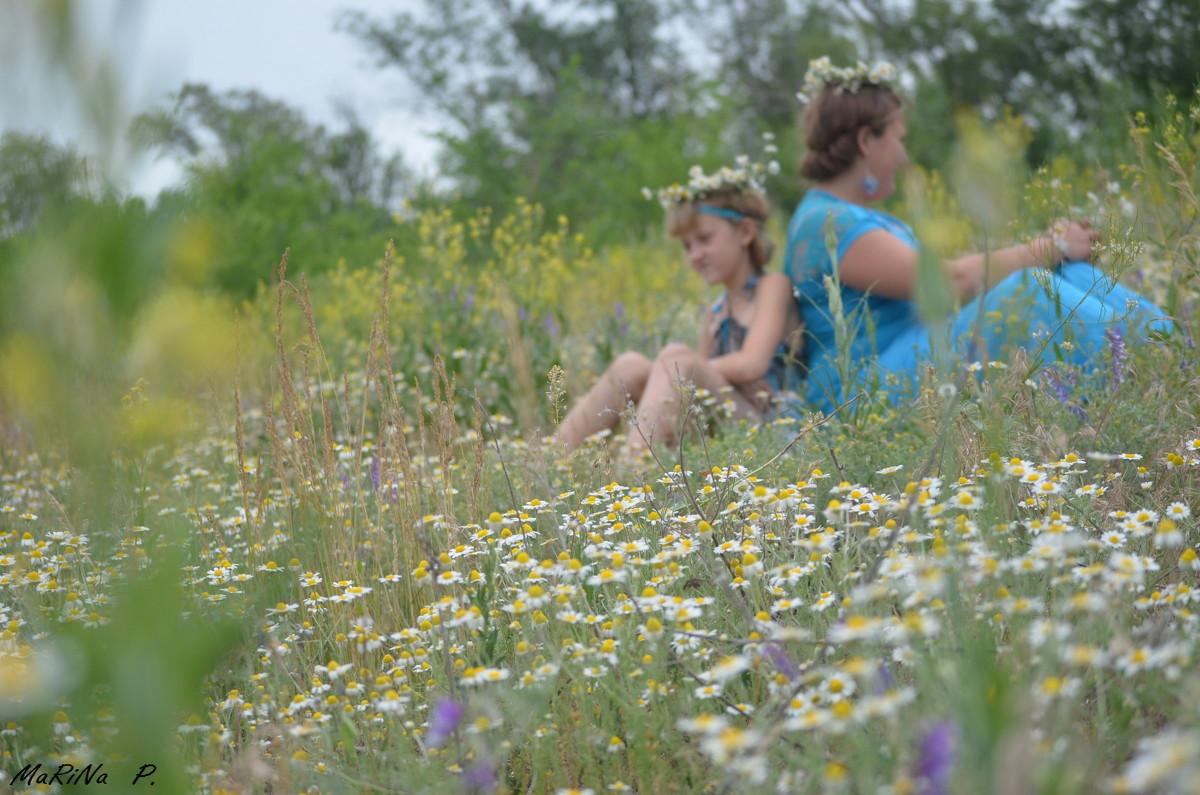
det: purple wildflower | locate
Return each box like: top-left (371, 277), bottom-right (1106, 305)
top-left (370, 457), bottom-right (380, 492)
top-left (543, 314), bottom-right (560, 335)
top-left (1106, 326), bottom-right (1128, 385)
top-left (463, 759), bottom-right (498, 793)
top-left (763, 644), bottom-right (799, 680)
top-left (614, 301), bottom-right (628, 337)
top-left (1043, 368), bottom-right (1088, 422)
top-left (875, 661), bottom-right (894, 693)
top-left (463, 286), bottom-right (475, 314)
top-left (914, 720), bottom-right (957, 795)
top-left (426, 698), bottom-right (466, 747)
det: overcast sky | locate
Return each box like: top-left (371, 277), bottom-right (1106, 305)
top-left (2, 0), bottom-right (442, 197)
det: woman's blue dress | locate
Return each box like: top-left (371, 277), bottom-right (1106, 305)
top-left (784, 189), bottom-right (1170, 414)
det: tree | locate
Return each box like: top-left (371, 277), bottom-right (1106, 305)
top-left (133, 84), bottom-right (409, 296)
top-left (0, 132), bottom-right (93, 238)
top-left (1075, 0), bottom-right (1200, 109)
top-left (0, 134), bottom-right (162, 328)
top-left (848, 0), bottom-right (1200, 164)
top-left (340, 0), bottom-right (726, 240)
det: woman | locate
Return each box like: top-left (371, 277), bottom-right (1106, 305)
top-left (786, 57), bottom-right (1168, 414)
top-left (556, 161), bottom-right (804, 458)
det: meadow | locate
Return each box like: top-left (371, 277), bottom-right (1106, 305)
top-left (2, 91), bottom-right (1200, 795)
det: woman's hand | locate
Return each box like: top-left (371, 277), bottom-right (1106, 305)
top-left (1049, 219), bottom-right (1099, 263)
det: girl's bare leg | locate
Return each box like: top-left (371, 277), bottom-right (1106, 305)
top-left (624, 343), bottom-right (761, 457)
top-left (556, 352), bottom-right (653, 453)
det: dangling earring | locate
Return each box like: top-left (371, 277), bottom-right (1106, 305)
top-left (863, 168), bottom-right (879, 197)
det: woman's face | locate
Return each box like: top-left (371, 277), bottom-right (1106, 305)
top-left (863, 112), bottom-right (908, 199)
top-left (679, 211), bottom-right (754, 287)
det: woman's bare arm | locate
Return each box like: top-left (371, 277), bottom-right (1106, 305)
top-left (836, 220), bottom-right (1097, 301)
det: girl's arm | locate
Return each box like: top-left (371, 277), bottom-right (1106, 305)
top-left (697, 304), bottom-right (716, 358)
top-left (836, 220), bottom-right (1096, 301)
top-left (707, 272), bottom-right (795, 385)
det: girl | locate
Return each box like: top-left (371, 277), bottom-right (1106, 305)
top-left (556, 163), bottom-right (804, 457)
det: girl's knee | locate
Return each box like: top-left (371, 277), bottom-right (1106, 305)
top-left (654, 343), bottom-right (703, 379)
top-left (608, 351), bottom-right (652, 390)
top-left (655, 342), bottom-right (699, 365)
top-left (611, 351), bottom-right (652, 373)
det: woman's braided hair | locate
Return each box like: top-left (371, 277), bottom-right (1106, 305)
top-left (799, 85), bottom-right (903, 182)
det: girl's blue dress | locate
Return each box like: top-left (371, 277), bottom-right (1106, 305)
top-left (784, 189), bottom-right (1169, 414)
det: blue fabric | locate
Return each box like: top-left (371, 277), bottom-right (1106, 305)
top-left (784, 188), bottom-right (1171, 414)
top-left (699, 205), bottom-right (747, 222)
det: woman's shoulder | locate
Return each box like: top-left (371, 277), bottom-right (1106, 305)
top-left (792, 189), bottom-right (914, 246)
top-left (795, 188), bottom-right (885, 223)
top-left (790, 189), bottom-right (866, 238)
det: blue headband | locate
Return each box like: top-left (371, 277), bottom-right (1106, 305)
top-left (698, 205), bottom-right (747, 222)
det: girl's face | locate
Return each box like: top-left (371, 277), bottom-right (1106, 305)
top-left (862, 112), bottom-right (909, 199)
top-left (679, 211), bottom-right (755, 288)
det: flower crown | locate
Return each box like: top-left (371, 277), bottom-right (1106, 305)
top-left (797, 56), bottom-right (899, 104)
top-left (643, 143), bottom-right (780, 210)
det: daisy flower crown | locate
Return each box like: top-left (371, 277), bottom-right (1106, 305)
top-left (797, 56), bottom-right (899, 104)
top-left (643, 142), bottom-right (780, 210)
